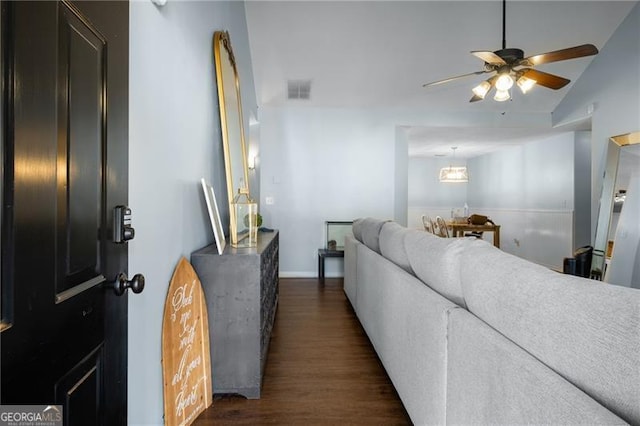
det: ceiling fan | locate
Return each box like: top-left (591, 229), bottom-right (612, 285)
top-left (422, 0), bottom-right (599, 102)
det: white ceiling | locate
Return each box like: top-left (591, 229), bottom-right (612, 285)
top-left (405, 124), bottom-right (588, 158)
top-left (245, 1), bottom-right (637, 157)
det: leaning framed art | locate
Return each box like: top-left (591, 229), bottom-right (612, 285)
top-left (200, 178), bottom-right (226, 255)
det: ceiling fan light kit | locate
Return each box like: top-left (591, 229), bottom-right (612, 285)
top-left (494, 89), bottom-right (511, 102)
top-left (472, 80), bottom-right (492, 98)
top-left (422, 0), bottom-right (599, 103)
top-left (495, 73), bottom-right (514, 91)
top-left (517, 76), bottom-right (536, 93)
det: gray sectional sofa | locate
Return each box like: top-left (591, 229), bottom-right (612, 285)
top-left (345, 218), bottom-right (640, 426)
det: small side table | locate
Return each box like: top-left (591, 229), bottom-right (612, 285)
top-left (318, 249), bottom-right (344, 283)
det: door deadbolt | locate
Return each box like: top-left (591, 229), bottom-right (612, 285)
top-left (113, 205), bottom-right (135, 243)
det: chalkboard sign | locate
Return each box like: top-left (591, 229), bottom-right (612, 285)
top-left (162, 257), bottom-right (212, 426)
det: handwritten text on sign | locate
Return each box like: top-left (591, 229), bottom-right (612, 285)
top-left (162, 257), bottom-right (212, 426)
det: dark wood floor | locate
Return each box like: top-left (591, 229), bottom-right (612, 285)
top-left (194, 278), bottom-right (411, 425)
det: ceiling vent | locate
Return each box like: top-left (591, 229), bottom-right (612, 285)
top-left (287, 80), bottom-right (312, 100)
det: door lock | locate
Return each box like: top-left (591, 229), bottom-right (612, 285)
top-left (113, 205), bottom-right (135, 243)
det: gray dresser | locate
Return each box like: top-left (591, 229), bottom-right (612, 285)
top-left (191, 231), bottom-right (279, 399)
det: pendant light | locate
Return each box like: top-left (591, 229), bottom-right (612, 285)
top-left (439, 147), bottom-right (469, 183)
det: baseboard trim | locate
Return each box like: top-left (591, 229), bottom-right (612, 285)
top-left (280, 271), bottom-right (344, 278)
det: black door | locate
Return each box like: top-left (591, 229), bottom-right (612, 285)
top-left (1, 1), bottom-right (132, 424)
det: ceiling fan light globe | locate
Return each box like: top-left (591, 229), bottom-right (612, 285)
top-left (517, 76), bottom-right (537, 94)
top-left (494, 89), bottom-right (511, 102)
top-left (495, 73), bottom-right (514, 91)
top-left (472, 81), bottom-right (492, 99)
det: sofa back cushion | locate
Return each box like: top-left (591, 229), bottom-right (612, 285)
top-left (379, 222), bottom-right (412, 274)
top-left (352, 218), bottom-right (365, 242)
top-left (352, 217), bottom-right (387, 254)
top-left (459, 243), bottom-right (640, 424)
top-left (446, 308), bottom-right (625, 425)
top-left (404, 231), bottom-right (485, 308)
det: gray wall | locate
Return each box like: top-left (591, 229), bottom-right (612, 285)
top-left (394, 127), bottom-right (409, 226)
top-left (553, 2), bottom-right (640, 237)
top-left (574, 131), bottom-right (592, 249)
top-left (259, 106), bottom-right (396, 277)
top-left (128, 1), bottom-right (257, 424)
top-left (409, 156), bottom-right (468, 209)
top-left (467, 133), bottom-right (575, 210)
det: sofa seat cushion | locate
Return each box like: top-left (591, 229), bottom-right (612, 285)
top-left (404, 231), bottom-right (486, 308)
top-left (460, 243), bottom-right (640, 425)
top-left (379, 222), bottom-right (413, 274)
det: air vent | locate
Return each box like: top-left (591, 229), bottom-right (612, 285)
top-left (287, 80), bottom-right (312, 100)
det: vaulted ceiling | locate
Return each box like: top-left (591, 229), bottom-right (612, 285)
top-left (245, 1), bottom-right (637, 157)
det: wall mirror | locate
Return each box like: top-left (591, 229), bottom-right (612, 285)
top-left (213, 31), bottom-right (250, 215)
top-left (591, 131), bottom-right (640, 284)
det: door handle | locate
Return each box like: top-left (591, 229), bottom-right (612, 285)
top-left (113, 272), bottom-right (145, 296)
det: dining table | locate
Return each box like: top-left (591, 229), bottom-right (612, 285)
top-left (447, 222), bottom-right (501, 248)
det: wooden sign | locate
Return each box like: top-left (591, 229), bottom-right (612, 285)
top-left (162, 257), bottom-right (212, 426)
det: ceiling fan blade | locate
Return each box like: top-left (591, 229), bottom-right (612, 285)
top-left (520, 68), bottom-right (570, 90)
top-left (521, 44), bottom-right (598, 66)
top-left (423, 70), bottom-right (488, 88)
top-left (471, 51), bottom-right (506, 65)
top-left (469, 94), bottom-right (485, 103)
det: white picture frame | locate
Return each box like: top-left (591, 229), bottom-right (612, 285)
top-left (200, 178), bottom-right (226, 255)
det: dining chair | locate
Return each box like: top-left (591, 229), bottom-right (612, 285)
top-left (435, 216), bottom-right (450, 238)
top-left (421, 215), bottom-right (433, 233)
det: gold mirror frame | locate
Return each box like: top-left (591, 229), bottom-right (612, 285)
top-left (590, 131), bottom-right (640, 280)
top-left (213, 31), bottom-right (250, 239)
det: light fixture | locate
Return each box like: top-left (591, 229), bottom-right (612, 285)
top-left (517, 76), bottom-right (536, 93)
top-left (472, 80), bottom-right (492, 99)
top-left (494, 73), bottom-right (514, 91)
top-left (439, 147), bottom-right (469, 183)
top-left (248, 155), bottom-right (256, 170)
top-left (439, 166), bottom-right (469, 182)
top-left (494, 89), bottom-right (511, 102)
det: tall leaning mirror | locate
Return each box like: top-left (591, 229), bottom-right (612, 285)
top-left (591, 131), bottom-right (640, 286)
top-left (213, 31), bottom-right (252, 246)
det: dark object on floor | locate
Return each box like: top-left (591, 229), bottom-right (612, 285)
top-left (563, 245), bottom-right (593, 278)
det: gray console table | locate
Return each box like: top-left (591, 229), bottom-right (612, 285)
top-left (191, 231), bottom-right (279, 399)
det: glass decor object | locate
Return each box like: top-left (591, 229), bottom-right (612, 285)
top-left (325, 221), bottom-right (353, 251)
top-left (231, 187), bottom-right (257, 248)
